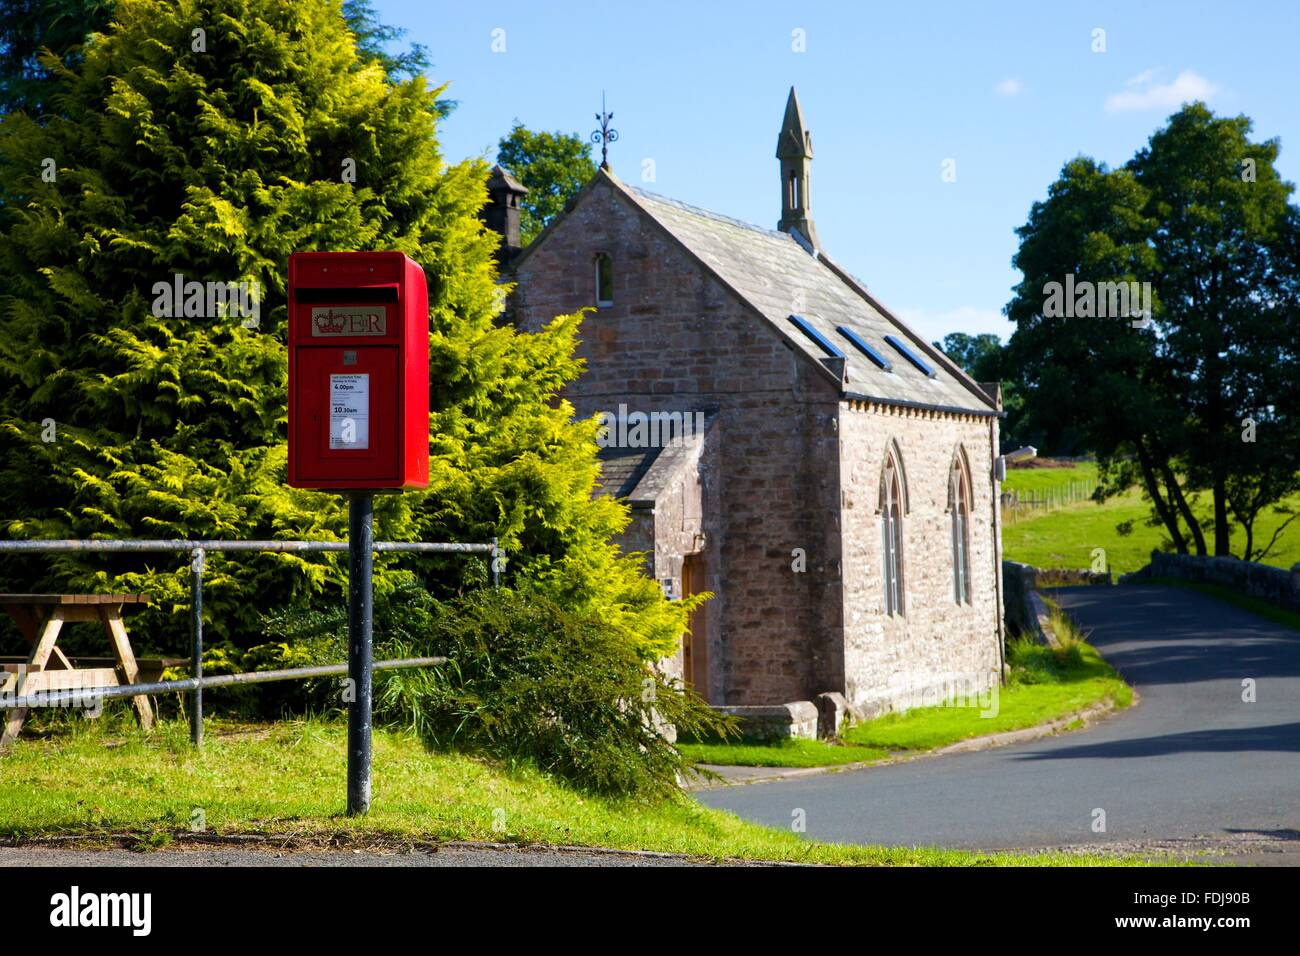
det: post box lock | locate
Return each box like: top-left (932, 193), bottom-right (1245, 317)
top-left (287, 251), bottom-right (429, 491)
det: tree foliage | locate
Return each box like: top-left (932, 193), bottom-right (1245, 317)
top-left (933, 332), bottom-right (999, 377)
top-left (933, 332), bottom-right (1032, 452)
top-left (1005, 104), bottom-right (1300, 561)
top-left (0, 0), bottom-right (112, 115)
top-left (0, 0), bottom-right (445, 116)
top-left (340, 0), bottom-right (454, 115)
top-left (0, 0), bottom-right (688, 662)
top-left (1131, 105), bottom-right (1300, 557)
top-left (496, 122), bottom-right (597, 245)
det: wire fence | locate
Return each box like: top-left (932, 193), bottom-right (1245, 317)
top-left (1000, 480), bottom-right (1099, 524)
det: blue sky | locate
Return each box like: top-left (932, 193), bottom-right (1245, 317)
top-left (374, 0), bottom-right (1299, 344)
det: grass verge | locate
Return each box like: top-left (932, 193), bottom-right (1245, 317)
top-left (0, 715), bottom-right (1143, 866)
top-left (679, 606), bottom-right (1131, 768)
top-left (677, 738), bottom-right (887, 768)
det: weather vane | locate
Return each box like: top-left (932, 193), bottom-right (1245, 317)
top-left (591, 91), bottom-right (618, 170)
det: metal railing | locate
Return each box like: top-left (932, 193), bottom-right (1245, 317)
top-left (0, 536), bottom-right (500, 748)
top-left (0, 655), bottom-right (448, 711)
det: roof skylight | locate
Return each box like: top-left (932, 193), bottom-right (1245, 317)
top-left (788, 314), bottom-right (844, 358)
top-left (837, 326), bottom-right (893, 371)
top-left (884, 334), bottom-right (937, 377)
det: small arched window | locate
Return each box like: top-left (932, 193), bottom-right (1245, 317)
top-left (594, 253), bottom-right (614, 307)
top-left (880, 449), bottom-right (905, 617)
top-left (949, 452), bottom-right (973, 605)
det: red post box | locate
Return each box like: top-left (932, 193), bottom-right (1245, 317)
top-left (287, 251), bottom-right (429, 490)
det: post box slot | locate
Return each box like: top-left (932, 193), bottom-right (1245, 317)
top-left (292, 256), bottom-right (403, 286)
top-left (294, 286), bottom-right (399, 304)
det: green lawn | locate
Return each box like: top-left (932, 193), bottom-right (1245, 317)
top-left (1002, 486), bottom-right (1300, 576)
top-left (679, 624), bottom-right (1131, 769)
top-left (844, 636), bottom-right (1129, 750)
top-left (0, 714), bottom-right (1139, 866)
top-left (1004, 487), bottom-right (1164, 575)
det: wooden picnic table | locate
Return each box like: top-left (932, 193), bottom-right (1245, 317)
top-left (0, 593), bottom-right (155, 750)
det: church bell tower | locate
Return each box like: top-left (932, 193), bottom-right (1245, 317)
top-left (776, 86), bottom-right (819, 249)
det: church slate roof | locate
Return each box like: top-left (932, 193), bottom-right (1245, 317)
top-left (612, 177), bottom-right (999, 416)
top-left (593, 411), bottom-right (715, 505)
top-left (595, 445), bottom-right (661, 500)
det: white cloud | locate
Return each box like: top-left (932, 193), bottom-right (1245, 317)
top-left (1105, 68), bottom-right (1218, 112)
top-left (995, 78), bottom-right (1023, 96)
top-left (1125, 67), bottom-right (1163, 87)
top-left (894, 305), bottom-right (1012, 345)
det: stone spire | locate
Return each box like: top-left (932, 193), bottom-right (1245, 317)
top-left (776, 87), bottom-right (819, 249)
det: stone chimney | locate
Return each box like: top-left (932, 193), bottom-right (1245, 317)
top-left (484, 164), bottom-right (529, 266)
top-left (776, 87), bottom-right (819, 249)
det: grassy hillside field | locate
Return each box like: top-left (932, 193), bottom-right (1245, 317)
top-left (1001, 463), bottom-right (1300, 575)
top-left (1001, 461), bottom-right (1099, 494)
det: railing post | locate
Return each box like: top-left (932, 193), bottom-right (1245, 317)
top-left (347, 494), bottom-right (374, 815)
top-left (491, 536), bottom-right (500, 589)
top-left (190, 546), bottom-right (204, 751)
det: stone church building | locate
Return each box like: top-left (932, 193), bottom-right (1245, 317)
top-left (489, 89), bottom-right (1005, 718)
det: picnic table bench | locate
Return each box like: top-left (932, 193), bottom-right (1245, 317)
top-left (0, 594), bottom-right (158, 750)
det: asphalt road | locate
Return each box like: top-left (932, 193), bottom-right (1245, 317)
top-left (697, 584), bottom-right (1300, 859)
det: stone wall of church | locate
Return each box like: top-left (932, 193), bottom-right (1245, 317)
top-left (611, 432), bottom-right (712, 687)
top-left (512, 176), bottom-right (845, 706)
top-left (837, 402), bottom-right (1004, 718)
top-left (615, 500), bottom-right (685, 684)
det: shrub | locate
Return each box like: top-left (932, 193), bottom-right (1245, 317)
top-left (373, 586), bottom-right (732, 798)
top-left (250, 583), bottom-right (733, 797)
top-left (1006, 635), bottom-right (1087, 686)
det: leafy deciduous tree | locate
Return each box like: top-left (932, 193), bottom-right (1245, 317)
top-left (1005, 105), bottom-right (1300, 562)
top-left (1132, 104), bottom-right (1300, 557)
top-left (496, 123), bottom-right (597, 245)
top-left (933, 332), bottom-right (1033, 454)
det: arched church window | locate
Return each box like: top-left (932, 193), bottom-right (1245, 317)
top-left (880, 448), bottom-right (906, 616)
top-left (949, 452), bottom-right (973, 605)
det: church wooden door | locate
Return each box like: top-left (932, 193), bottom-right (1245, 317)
top-left (681, 553), bottom-right (708, 699)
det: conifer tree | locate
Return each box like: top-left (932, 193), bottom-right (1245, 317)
top-left (0, 0), bottom-right (686, 659)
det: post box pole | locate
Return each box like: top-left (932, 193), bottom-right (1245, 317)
top-left (190, 546), bottom-right (204, 751)
top-left (347, 493), bottom-right (374, 815)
